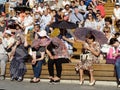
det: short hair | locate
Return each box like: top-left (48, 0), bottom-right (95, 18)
top-left (109, 38), bottom-right (118, 45)
top-left (86, 33), bottom-right (95, 41)
top-left (105, 17), bottom-right (112, 24)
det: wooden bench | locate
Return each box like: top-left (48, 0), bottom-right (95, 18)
top-left (4, 62), bottom-right (116, 81)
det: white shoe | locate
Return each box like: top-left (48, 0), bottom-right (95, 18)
top-left (79, 79), bottom-right (84, 85)
top-left (89, 80), bottom-right (96, 86)
top-left (118, 85), bottom-right (120, 88)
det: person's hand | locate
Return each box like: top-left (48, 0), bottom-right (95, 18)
top-left (50, 56), bottom-right (54, 60)
top-left (62, 36), bottom-right (66, 39)
top-left (113, 53), bottom-right (118, 57)
top-left (16, 41), bottom-right (20, 46)
top-left (53, 56), bottom-right (59, 59)
top-left (32, 59), bottom-right (36, 65)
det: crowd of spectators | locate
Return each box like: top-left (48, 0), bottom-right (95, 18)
top-left (0, 0), bottom-right (120, 87)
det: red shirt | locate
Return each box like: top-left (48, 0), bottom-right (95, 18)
top-left (96, 4), bottom-right (106, 18)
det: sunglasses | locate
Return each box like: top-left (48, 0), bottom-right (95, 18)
top-left (103, 31), bottom-right (109, 33)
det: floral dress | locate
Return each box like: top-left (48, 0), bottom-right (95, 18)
top-left (75, 42), bottom-right (100, 71)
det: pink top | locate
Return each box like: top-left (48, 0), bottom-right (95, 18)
top-left (107, 47), bottom-right (120, 60)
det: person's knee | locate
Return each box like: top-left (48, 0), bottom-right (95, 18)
top-left (115, 62), bottom-right (119, 67)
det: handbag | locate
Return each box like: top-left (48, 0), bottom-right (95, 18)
top-left (80, 53), bottom-right (92, 62)
top-left (101, 44), bottom-right (110, 53)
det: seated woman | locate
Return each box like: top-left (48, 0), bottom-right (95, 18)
top-left (46, 37), bottom-right (70, 84)
top-left (10, 35), bottom-right (29, 82)
top-left (107, 38), bottom-right (120, 87)
top-left (30, 30), bottom-right (51, 83)
top-left (75, 34), bottom-right (100, 86)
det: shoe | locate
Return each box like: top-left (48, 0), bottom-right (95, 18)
top-left (49, 79), bottom-right (54, 84)
top-left (89, 80), bottom-right (96, 86)
top-left (54, 80), bottom-right (60, 84)
top-left (30, 80), bottom-right (40, 83)
top-left (79, 79), bottom-right (84, 85)
top-left (117, 81), bottom-right (120, 88)
top-left (0, 75), bottom-right (5, 80)
top-left (10, 77), bottom-right (14, 81)
top-left (17, 77), bottom-right (23, 82)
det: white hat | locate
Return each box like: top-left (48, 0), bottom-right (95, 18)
top-left (5, 30), bottom-right (12, 35)
top-left (37, 30), bottom-right (49, 38)
top-left (115, 3), bottom-right (120, 6)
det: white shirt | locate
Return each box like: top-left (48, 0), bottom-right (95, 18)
top-left (84, 19), bottom-right (98, 29)
top-left (38, 7), bottom-right (46, 14)
top-left (23, 15), bottom-right (34, 27)
top-left (40, 14), bottom-right (52, 29)
top-left (113, 8), bottom-right (120, 19)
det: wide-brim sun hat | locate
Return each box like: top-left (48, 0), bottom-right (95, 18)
top-left (37, 30), bottom-right (49, 38)
top-left (115, 3), bottom-right (120, 6)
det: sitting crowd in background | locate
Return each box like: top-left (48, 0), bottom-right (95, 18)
top-left (0, 0), bottom-right (119, 87)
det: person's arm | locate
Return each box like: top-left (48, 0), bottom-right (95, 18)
top-left (31, 51), bottom-right (37, 65)
top-left (36, 52), bottom-right (45, 61)
top-left (24, 35), bottom-right (28, 47)
top-left (84, 43), bottom-right (100, 56)
top-left (62, 36), bottom-right (74, 44)
top-left (46, 49), bottom-right (54, 60)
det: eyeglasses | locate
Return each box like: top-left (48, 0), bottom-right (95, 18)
top-left (88, 15), bottom-right (92, 17)
top-left (103, 31), bottom-right (109, 33)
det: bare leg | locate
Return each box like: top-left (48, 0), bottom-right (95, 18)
top-left (89, 69), bottom-right (96, 86)
top-left (89, 70), bottom-right (94, 82)
top-left (79, 69), bottom-right (84, 85)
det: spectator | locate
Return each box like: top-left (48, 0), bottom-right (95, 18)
top-left (84, 13), bottom-right (97, 29)
top-left (104, 17), bottom-right (116, 34)
top-left (75, 34), bottom-right (100, 86)
top-left (0, 36), bottom-right (8, 80)
top-left (69, 6), bottom-right (84, 27)
top-left (112, 3), bottom-right (120, 26)
top-left (30, 30), bottom-right (50, 83)
top-left (46, 37), bottom-right (70, 84)
top-left (62, 4), bottom-right (72, 14)
top-left (96, 0), bottom-right (106, 18)
top-left (106, 38), bottom-right (120, 88)
top-left (96, 12), bottom-right (105, 31)
top-left (38, 2), bottom-right (46, 15)
top-left (23, 11), bottom-right (34, 35)
top-left (103, 26), bottom-right (114, 43)
top-left (4, 30), bottom-right (15, 55)
top-left (78, 0), bottom-right (87, 15)
top-left (10, 36), bottom-right (29, 82)
top-left (40, 9), bottom-right (52, 33)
